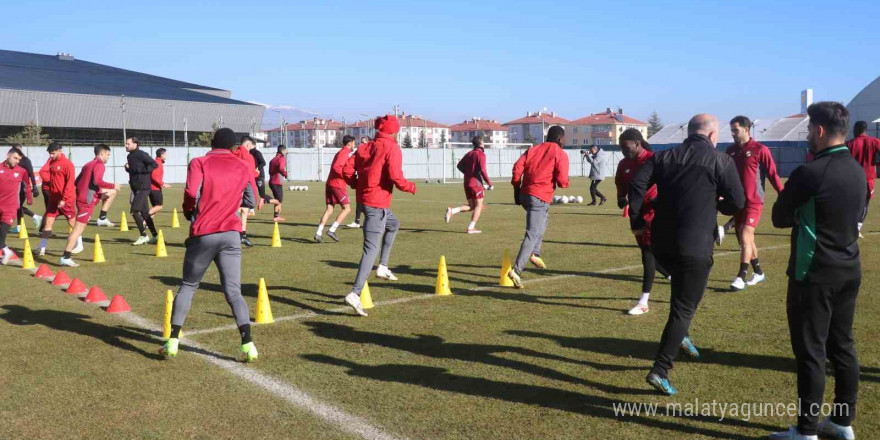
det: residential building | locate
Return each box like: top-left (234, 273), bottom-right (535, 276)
top-left (266, 118), bottom-right (344, 148)
top-left (449, 117), bottom-right (509, 145)
top-left (395, 113), bottom-right (450, 148)
top-left (503, 110), bottom-right (570, 144)
top-left (568, 108), bottom-right (648, 147)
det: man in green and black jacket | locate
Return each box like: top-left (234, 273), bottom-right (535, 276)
top-left (770, 101), bottom-right (866, 440)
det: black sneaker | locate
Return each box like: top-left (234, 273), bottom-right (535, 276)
top-left (327, 230), bottom-right (340, 242)
top-left (241, 237), bottom-right (254, 248)
top-left (599, 198), bottom-right (607, 205)
top-left (314, 234), bottom-right (323, 243)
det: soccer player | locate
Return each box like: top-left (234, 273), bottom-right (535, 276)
top-left (446, 135), bottom-right (493, 233)
top-left (148, 148), bottom-right (171, 218)
top-left (10, 144), bottom-right (41, 232)
top-left (341, 115), bottom-right (416, 316)
top-left (1, 147), bottom-right (32, 265)
top-left (250, 140), bottom-right (269, 212)
top-left (722, 115), bottom-right (784, 291)
top-left (584, 144), bottom-right (608, 205)
top-left (268, 144), bottom-right (288, 222)
top-left (60, 144), bottom-right (120, 267)
top-left (846, 120), bottom-right (880, 238)
top-left (346, 136), bottom-right (370, 229)
top-left (507, 125), bottom-right (569, 287)
top-left (315, 135), bottom-right (355, 242)
top-left (233, 136), bottom-right (262, 247)
top-left (615, 129), bottom-right (671, 315)
top-left (629, 114), bottom-right (744, 395)
top-left (125, 137), bottom-right (159, 246)
top-left (769, 102), bottom-right (864, 440)
top-left (159, 128), bottom-right (259, 362)
top-left (38, 142), bottom-right (77, 256)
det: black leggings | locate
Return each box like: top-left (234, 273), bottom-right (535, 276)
top-left (641, 246), bottom-right (671, 293)
top-left (0, 222), bottom-right (10, 249)
top-left (860, 196), bottom-right (870, 223)
top-left (590, 180), bottom-right (605, 202)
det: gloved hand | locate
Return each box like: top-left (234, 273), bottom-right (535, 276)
top-left (617, 196), bottom-right (627, 209)
top-left (32, 187), bottom-right (39, 197)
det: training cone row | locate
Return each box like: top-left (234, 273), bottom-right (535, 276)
top-left (255, 278), bottom-right (274, 324)
top-left (93, 234), bottom-right (106, 263)
top-left (29, 264), bottom-right (132, 313)
top-left (171, 208), bottom-right (180, 228)
top-left (18, 217), bottom-right (28, 239)
top-left (435, 255), bottom-right (452, 296)
top-left (156, 230), bottom-right (168, 257)
top-left (271, 222), bottom-right (282, 248)
top-left (499, 249), bottom-right (514, 287)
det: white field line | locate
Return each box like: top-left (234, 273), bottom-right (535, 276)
top-left (187, 243), bottom-right (793, 337)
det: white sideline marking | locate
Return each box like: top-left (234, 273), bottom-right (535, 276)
top-left (116, 312), bottom-right (409, 440)
top-left (187, 243), bottom-right (793, 336)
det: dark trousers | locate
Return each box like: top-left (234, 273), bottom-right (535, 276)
top-left (640, 246), bottom-right (670, 293)
top-left (787, 278), bottom-right (860, 435)
top-left (650, 252), bottom-right (713, 378)
top-left (589, 180), bottom-right (605, 203)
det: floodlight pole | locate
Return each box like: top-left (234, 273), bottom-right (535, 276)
top-left (167, 104), bottom-right (175, 147)
top-left (33, 99), bottom-right (39, 127)
top-left (120, 95), bottom-right (127, 144)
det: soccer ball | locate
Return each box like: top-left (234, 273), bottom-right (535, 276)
top-left (576, 196), bottom-right (584, 203)
top-left (561, 196), bottom-right (570, 204)
top-left (553, 196), bottom-right (562, 203)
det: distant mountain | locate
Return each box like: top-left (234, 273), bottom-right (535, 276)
top-left (249, 102), bottom-right (328, 130)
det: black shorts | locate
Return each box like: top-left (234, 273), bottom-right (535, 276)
top-left (270, 184), bottom-right (284, 203)
top-left (149, 190), bottom-right (164, 207)
top-left (256, 179), bottom-right (267, 199)
top-left (130, 189), bottom-right (151, 213)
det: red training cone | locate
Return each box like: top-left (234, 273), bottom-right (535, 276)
top-left (84, 286), bottom-right (108, 303)
top-left (106, 295), bottom-right (131, 313)
top-left (34, 264), bottom-right (53, 279)
top-left (66, 278), bottom-right (87, 295)
top-left (52, 270), bottom-right (72, 286)
top-left (623, 205), bottom-right (629, 218)
top-left (8, 250), bottom-right (19, 261)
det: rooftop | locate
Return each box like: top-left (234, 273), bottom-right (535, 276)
top-left (449, 118), bottom-right (508, 132)
top-left (504, 111), bottom-right (570, 126)
top-left (570, 108), bottom-right (646, 126)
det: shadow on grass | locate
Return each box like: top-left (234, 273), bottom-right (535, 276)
top-left (302, 353), bottom-right (778, 439)
top-left (543, 239), bottom-right (639, 249)
top-left (0, 305), bottom-right (163, 360)
top-left (321, 260), bottom-right (481, 286)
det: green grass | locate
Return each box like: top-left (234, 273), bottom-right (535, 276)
top-left (1, 178), bottom-right (878, 440)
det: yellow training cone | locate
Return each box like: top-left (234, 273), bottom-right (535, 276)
top-left (435, 255), bottom-right (452, 296)
top-left (68, 224), bottom-right (73, 234)
top-left (360, 281), bottom-right (374, 309)
top-left (271, 222), bottom-right (282, 248)
top-left (499, 249), bottom-right (514, 287)
top-left (163, 290), bottom-right (174, 339)
top-left (93, 234), bottom-right (106, 263)
top-left (21, 239), bottom-right (35, 270)
top-left (255, 278), bottom-right (274, 324)
top-left (18, 217), bottom-right (28, 239)
top-left (155, 230), bottom-right (167, 257)
top-left (120, 212), bottom-right (129, 232)
top-left (171, 208), bottom-right (180, 228)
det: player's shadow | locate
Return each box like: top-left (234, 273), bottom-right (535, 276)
top-left (302, 354), bottom-right (777, 439)
top-left (0, 305), bottom-right (163, 360)
top-left (320, 260), bottom-right (478, 285)
top-left (556, 211), bottom-right (624, 217)
top-left (399, 227), bottom-right (463, 234)
top-left (460, 289), bottom-right (640, 312)
top-left (543, 239), bottom-right (639, 249)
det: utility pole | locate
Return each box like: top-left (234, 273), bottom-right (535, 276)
top-left (392, 104), bottom-right (400, 118)
top-left (33, 99), bottom-right (39, 127)
top-left (167, 103), bottom-right (175, 147)
top-left (120, 95), bottom-right (127, 144)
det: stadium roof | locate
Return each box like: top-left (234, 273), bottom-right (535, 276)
top-left (0, 49), bottom-right (253, 105)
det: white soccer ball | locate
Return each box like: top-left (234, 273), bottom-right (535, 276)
top-left (561, 196), bottom-right (570, 204)
top-left (576, 196), bottom-right (584, 203)
top-left (553, 196), bottom-right (562, 203)
top-left (304, 186), bottom-right (309, 191)
top-left (289, 185), bottom-right (296, 191)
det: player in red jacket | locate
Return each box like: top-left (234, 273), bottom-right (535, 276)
top-left (267, 145), bottom-right (288, 222)
top-left (148, 148), bottom-right (171, 218)
top-left (341, 115), bottom-right (416, 316)
top-left (847, 120), bottom-right (880, 237)
top-left (59, 144), bottom-right (120, 267)
top-left (38, 142), bottom-right (77, 256)
top-left (724, 116), bottom-right (783, 291)
top-left (508, 125), bottom-right (569, 287)
top-left (446, 136), bottom-right (494, 233)
top-left (1, 147), bottom-right (32, 265)
top-left (315, 135), bottom-right (355, 242)
top-left (615, 129), bottom-right (671, 315)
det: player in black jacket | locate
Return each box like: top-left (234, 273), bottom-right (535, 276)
top-left (10, 144), bottom-right (40, 231)
top-left (125, 137), bottom-right (158, 245)
top-left (629, 114), bottom-right (745, 396)
top-left (768, 102), bottom-right (865, 440)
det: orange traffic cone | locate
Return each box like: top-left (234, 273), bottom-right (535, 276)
top-left (52, 270), bottom-right (72, 286)
top-left (35, 264), bottom-right (53, 279)
top-left (106, 295), bottom-right (131, 313)
top-left (84, 286), bottom-right (108, 303)
top-left (67, 278), bottom-right (87, 295)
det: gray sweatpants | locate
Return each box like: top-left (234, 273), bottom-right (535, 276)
top-left (171, 231), bottom-right (250, 327)
top-left (351, 206), bottom-right (400, 294)
top-left (513, 194), bottom-right (550, 274)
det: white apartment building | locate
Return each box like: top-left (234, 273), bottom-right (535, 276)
top-left (503, 110), bottom-right (571, 144)
top-left (266, 118), bottom-right (344, 148)
top-left (449, 117), bottom-right (509, 145)
top-left (395, 113), bottom-right (450, 148)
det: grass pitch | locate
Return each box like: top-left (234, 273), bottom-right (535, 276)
top-left (1, 178), bottom-right (878, 440)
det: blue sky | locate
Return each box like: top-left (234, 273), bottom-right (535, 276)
top-left (4, 0), bottom-right (879, 126)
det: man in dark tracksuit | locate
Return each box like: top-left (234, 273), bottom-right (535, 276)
top-left (629, 114), bottom-right (744, 396)
top-left (769, 102), bottom-right (865, 440)
top-left (125, 137), bottom-right (159, 245)
top-left (250, 140), bottom-right (269, 204)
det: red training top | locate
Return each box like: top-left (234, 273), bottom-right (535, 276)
top-left (75, 157), bottom-right (115, 204)
top-left (269, 153), bottom-right (288, 185)
top-left (233, 146), bottom-right (260, 196)
top-left (459, 147), bottom-right (492, 188)
top-left (846, 133), bottom-right (880, 199)
top-left (39, 159), bottom-right (51, 191)
top-left (725, 138), bottom-right (783, 207)
top-left (343, 133), bottom-right (416, 209)
top-left (327, 145), bottom-right (352, 189)
top-left (615, 148), bottom-right (657, 225)
top-left (183, 149), bottom-right (254, 237)
top-left (0, 163), bottom-right (32, 210)
top-left (151, 157), bottom-right (165, 191)
top-left (510, 142), bottom-right (569, 204)
top-left (46, 153), bottom-right (76, 203)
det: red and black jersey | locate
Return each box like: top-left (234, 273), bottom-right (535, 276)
top-left (725, 139), bottom-right (783, 206)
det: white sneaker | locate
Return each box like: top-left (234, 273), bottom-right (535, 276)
top-left (628, 303), bottom-right (649, 315)
top-left (817, 419), bottom-right (855, 440)
top-left (71, 242), bottom-right (84, 255)
top-left (1, 248), bottom-right (12, 265)
top-left (33, 214), bottom-right (43, 230)
top-left (445, 207), bottom-right (453, 224)
top-left (376, 265), bottom-right (398, 281)
top-left (768, 426), bottom-right (818, 439)
top-left (715, 225), bottom-right (725, 246)
top-left (466, 228), bottom-right (481, 234)
top-left (96, 218), bottom-right (115, 227)
top-left (730, 277), bottom-right (746, 291)
top-left (59, 257), bottom-right (79, 267)
top-left (747, 272), bottom-right (766, 286)
top-left (38, 247), bottom-right (46, 256)
top-left (132, 235), bottom-right (150, 246)
top-left (346, 222), bottom-right (361, 229)
top-left (344, 292), bottom-right (368, 317)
